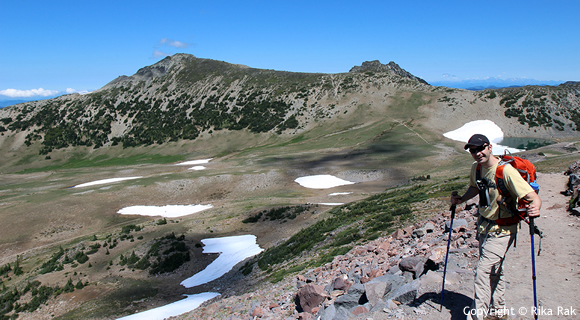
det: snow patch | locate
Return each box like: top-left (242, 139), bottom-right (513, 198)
top-left (117, 292), bottom-right (220, 320)
top-left (176, 158), bottom-right (213, 166)
top-left (294, 175), bottom-right (355, 189)
top-left (181, 235), bottom-right (264, 288)
top-left (117, 235), bottom-right (263, 319)
top-left (117, 204), bottom-right (213, 218)
top-left (328, 192), bottom-right (353, 196)
top-left (72, 177), bottom-right (142, 188)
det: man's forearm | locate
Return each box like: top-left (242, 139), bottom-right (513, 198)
top-left (523, 191), bottom-right (542, 217)
top-left (460, 186), bottom-right (479, 203)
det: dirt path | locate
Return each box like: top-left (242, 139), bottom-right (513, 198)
top-left (504, 172), bottom-right (580, 319)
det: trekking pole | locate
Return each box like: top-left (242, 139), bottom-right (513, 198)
top-left (440, 192), bottom-right (457, 312)
top-left (529, 216), bottom-right (539, 320)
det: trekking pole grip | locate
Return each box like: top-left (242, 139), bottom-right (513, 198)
top-left (450, 191), bottom-right (458, 219)
top-left (529, 216), bottom-right (535, 237)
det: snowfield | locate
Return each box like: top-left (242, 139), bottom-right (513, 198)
top-left (328, 192), bottom-right (353, 196)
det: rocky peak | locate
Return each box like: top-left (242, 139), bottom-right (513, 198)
top-left (349, 60), bottom-right (429, 85)
top-left (102, 54), bottom-right (197, 89)
top-left (561, 81), bottom-right (580, 88)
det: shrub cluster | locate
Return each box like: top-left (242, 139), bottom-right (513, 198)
top-left (116, 233), bottom-right (190, 275)
top-left (499, 87), bottom-right (580, 130)
top-left (243, 205), bottom-right (311, 224)
top-left (0, 277), bottom-right (86, 318)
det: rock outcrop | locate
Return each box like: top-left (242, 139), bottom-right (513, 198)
top-left (564, 160), bottom-right (580, 215)
top-left (349, 60), bottom-right (429, 85)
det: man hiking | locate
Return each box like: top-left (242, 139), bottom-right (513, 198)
top-left (451, 134), bottom-right (541, 320)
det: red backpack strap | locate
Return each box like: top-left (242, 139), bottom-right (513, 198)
top-left (495, 164), bottom-right (526, 225)
top-left (495, 164), bottom-right (510, 198)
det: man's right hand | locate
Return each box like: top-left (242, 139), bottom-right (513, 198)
top-left (450, 191), bottom-right (461, 205)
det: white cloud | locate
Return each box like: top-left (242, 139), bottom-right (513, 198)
top-left (160, 38), bottom-right (189, 48)
top-left (0, 88), bottom-right (59, 98)
top-left (66, 88), bottom-right (90, 95)
top-left (153, 50), bottom-right (170, 58)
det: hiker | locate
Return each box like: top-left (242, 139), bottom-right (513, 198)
top-left (450, 134), bottom-right (542, 320)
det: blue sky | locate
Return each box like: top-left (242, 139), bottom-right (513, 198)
top-left (1, 0), bottom-right (578, 99)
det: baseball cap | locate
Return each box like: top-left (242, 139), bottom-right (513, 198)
top-left (464, 134), bottom-right (490, 150)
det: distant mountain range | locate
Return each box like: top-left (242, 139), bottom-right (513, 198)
top-left (0, 98), bottom-right (56, 108)
top-left (0, 99), bottom-right (29, 108)
top-left (429, 77), bottom-right (565, 90)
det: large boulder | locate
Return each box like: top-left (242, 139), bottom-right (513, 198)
top-left (332, 276), bottom-right (353, 292)
top-left (413, 222), bottom-right (435, 238)
top-left (399, 256), bottom-right (426, 278)
top-left (334, 283), bottom-right (367, 309)
top-left (295, 284), bottom-right (329, 313)
top-left (318, 304), bottom-right (336, 320)
top-left (445, 219), bottom-right (468, 232)
top-left (364, 280), bottom-right (392, 306)
top-left (385, 279), bottom-right (421, 304)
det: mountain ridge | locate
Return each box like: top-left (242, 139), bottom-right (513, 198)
top-left (0, 53), bottom-right (579, 173)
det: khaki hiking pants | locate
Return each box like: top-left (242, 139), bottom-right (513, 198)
top-left (467, 231), bottom-right (515, 320)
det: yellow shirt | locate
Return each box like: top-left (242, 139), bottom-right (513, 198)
top-left (469, 160), bottom-right (534, 234)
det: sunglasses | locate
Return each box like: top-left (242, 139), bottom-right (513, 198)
top-left (469, 145), bottom-right (489, 154)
